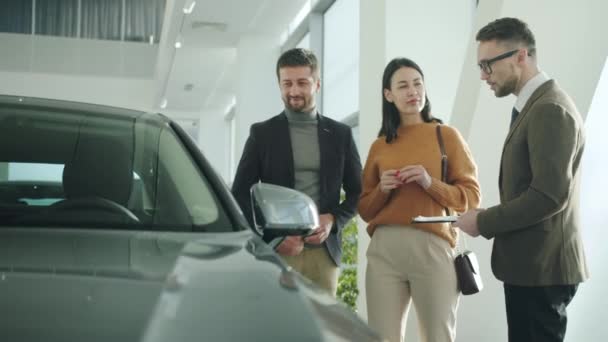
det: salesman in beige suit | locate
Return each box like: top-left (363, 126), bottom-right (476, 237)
top-left (455, 18), bottom-right (589, 342)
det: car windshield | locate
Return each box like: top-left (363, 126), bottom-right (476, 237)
top-left (0, 98), bottom-right (234, 232)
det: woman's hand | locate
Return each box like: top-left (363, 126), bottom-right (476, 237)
top-left (379, 169), bottom-right (403, 193)
top-left (398, 165), bottom-right (432, 189)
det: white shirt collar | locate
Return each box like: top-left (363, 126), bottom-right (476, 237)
top-left (514, 71), bottom-right (550, 112)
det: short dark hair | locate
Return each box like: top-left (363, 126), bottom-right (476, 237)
top-left (378, 57), bottom-right (441, 143)
top-left (276, 48), bottom-right (320, 80)
top-left (476, 17), bottom-right (536, 57)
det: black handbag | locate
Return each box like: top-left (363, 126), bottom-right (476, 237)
top-left (454, 250), bottom-right (483, 295)
top-left (436, 125), bottom-right (483, 295)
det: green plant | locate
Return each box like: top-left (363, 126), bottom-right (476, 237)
top-left (337, 216), bottom-right (358, 311)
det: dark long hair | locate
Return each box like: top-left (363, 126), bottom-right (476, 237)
top-left (378, 57), bottom-right (441, 143)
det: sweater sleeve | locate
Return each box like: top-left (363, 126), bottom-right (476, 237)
top-left (358, 140), bottom-right (391, 222)
top-left (425, 126), bottom-right (481, 213)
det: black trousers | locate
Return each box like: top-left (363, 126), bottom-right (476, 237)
top-left (504, 283), bottom-right (578, 342)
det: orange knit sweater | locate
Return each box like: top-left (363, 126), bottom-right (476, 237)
top-left (358, 123), bottom-right (481, 247)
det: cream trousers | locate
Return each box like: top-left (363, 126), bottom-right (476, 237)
top-left (366, 225), bottom-right (460, 342)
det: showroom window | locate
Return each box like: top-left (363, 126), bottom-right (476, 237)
top-left (0, 0), bottom-right (33, 34)
top-left (0, 0), bottom-right (165, 43)
top-left (322, 0), bottom-right (359, 122)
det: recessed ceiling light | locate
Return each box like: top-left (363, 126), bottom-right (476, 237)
top-left (191, 21), bottom-right (228, 32)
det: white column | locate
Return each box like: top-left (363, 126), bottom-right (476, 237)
top-left (357, 0), bottom-right (386, 321)
top-left (384, 0), bottom-right (476, 122)
top-left (234, 35), bottom-right (283, 172)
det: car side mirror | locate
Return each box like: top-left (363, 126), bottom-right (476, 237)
top-left (250, 183), bottom-right (319, 238)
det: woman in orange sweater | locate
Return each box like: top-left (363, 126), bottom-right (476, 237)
top-left (360, 57), bottom-right (481, 342)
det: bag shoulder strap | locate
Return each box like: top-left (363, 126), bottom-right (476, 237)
top-left (435, 124), bottom-right (448, 183)
top-left (437, 125), bottom-right (466, 250)
top-left (435, 125), bottom-right (451, 218)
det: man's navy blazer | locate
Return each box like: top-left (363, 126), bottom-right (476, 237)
top-left (231, 112), bottom-right (362, 266)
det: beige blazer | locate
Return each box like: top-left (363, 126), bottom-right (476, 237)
top-left (478, 80), bottom-right (589, 286)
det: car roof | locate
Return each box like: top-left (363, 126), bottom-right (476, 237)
top-left (0, 94), bottom-right (164, 122)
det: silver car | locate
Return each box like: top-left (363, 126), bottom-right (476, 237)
top-left (0, 95), bottom-right (380, 342)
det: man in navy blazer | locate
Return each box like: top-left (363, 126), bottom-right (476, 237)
top-left (232, 48), bottom-right (362, 295)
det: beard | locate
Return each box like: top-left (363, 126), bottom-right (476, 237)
top-left (494, 71), bottom-right (518, 98)
top-left (284, 96), bottom-right (312, 112)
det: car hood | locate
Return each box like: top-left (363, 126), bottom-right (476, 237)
top-left (0, 228), bottom-right (379, 342)
top-left (142, 233), bottom-right (379, 342)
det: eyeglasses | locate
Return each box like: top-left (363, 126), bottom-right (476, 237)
top-left (478, 49), bottom-right (519, 75)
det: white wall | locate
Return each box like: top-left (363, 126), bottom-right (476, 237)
top-left (233, 34), bottom-right (283, 182)
top-left (0, 71), bottom-right (156, 111)
top-left (566, 57), bottom-right (608, 341)
top-left (0, 33), bottom-right (158, 111)
top-left (0, 33), bottom-right (157, 77)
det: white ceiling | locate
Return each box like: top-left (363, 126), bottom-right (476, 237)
top-left (0, 0), bottom-right (308, 115)
top-left (161, 0), bottom-right (308, 115)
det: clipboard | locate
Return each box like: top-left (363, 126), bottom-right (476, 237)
top-left (411, 215), bottom-right (458, 223)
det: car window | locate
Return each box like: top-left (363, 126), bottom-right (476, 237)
top-left (1, 162), bottom-right (64, 206)
top-left (156, 127), bottom-right (219, 226)
top-left (8, 162), bottom-right (63, 182)
top-left (0, 102), bottom-right (236, 232)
